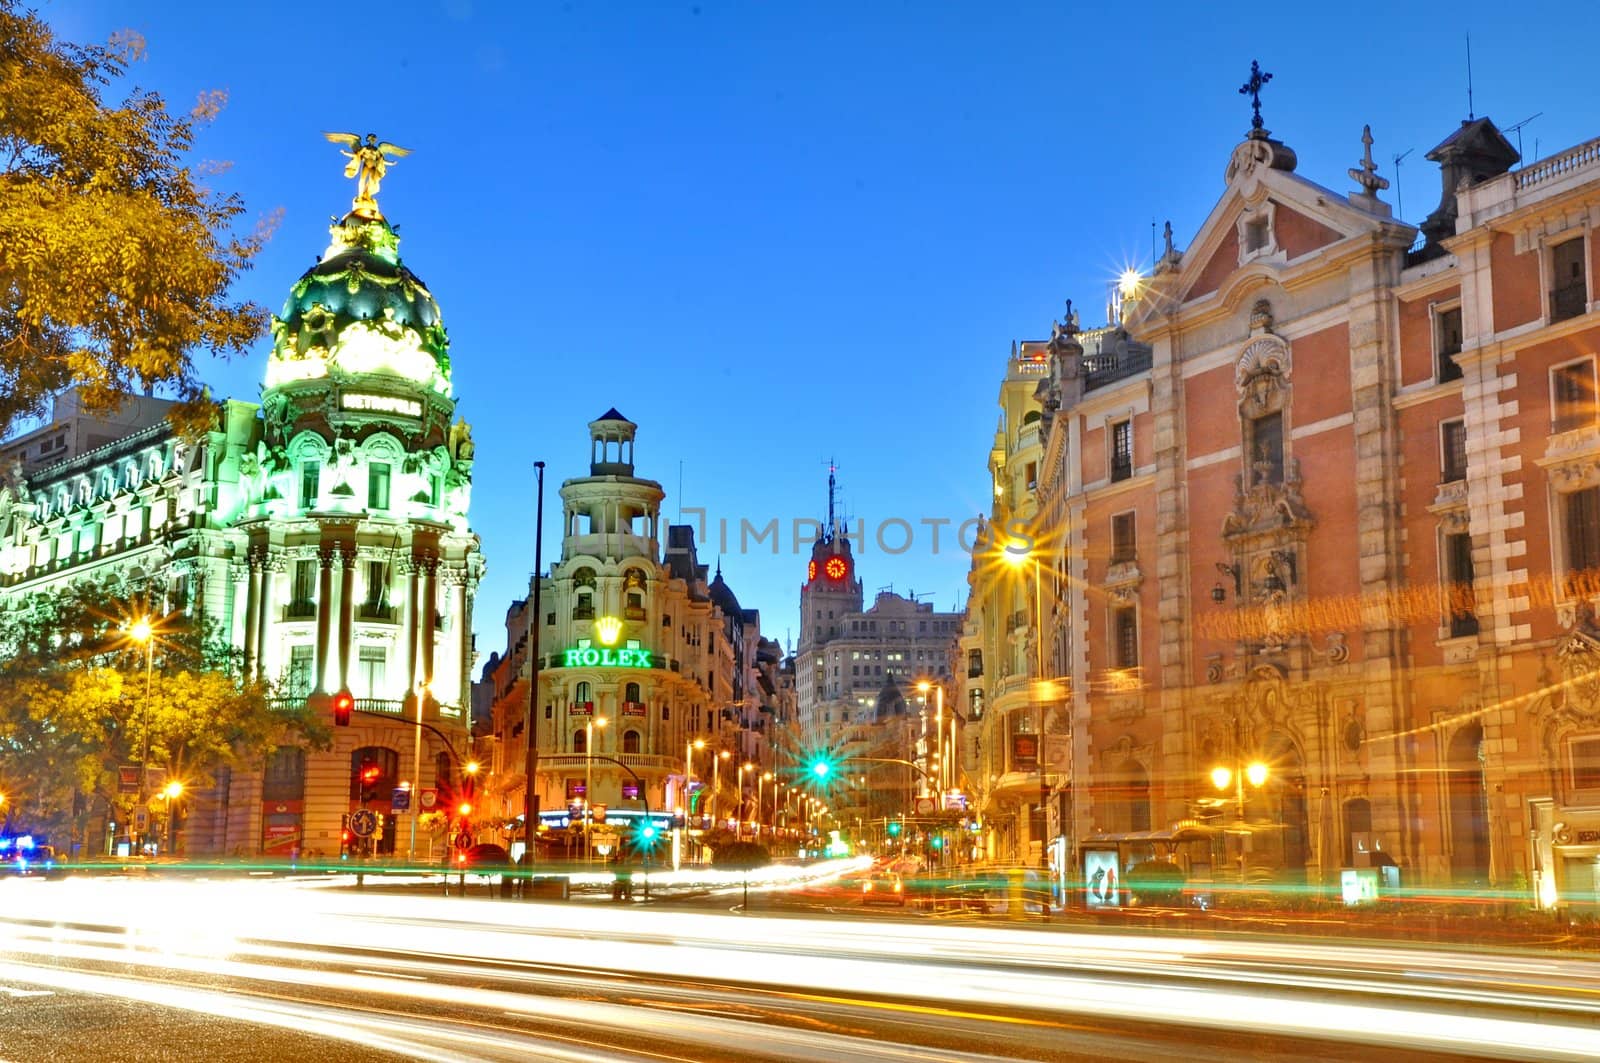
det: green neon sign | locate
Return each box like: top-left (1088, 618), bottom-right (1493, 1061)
top-left (561, 646), bottom-right (653, 669)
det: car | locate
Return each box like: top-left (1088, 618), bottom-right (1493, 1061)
top-left (861, 873), bottom-right (906, 906)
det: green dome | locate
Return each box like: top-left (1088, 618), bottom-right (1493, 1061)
top-left (266, 215), bottom-right (451, 394)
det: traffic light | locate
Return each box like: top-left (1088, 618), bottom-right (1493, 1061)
top-left (333, 689), bottom-right (354, 727)
top-left (930, 836), bottom-right (944, 851)
top-left (810, 756), bottom-right (833, 780)
top-left (359, 761), bottom-right (381, 801)
top-left (887, 820), bottom-right (902, 837)
top-left (340, 814), bottom-right (352, 856)
top-left (456, 801), bottom-right (473, 817)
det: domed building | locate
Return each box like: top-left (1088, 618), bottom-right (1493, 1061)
top-left (0, 181), bottom-right (483, 860)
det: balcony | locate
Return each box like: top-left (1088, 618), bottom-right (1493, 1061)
top-left (1110, 455), bottom-right (1133, 482)
top-left (572, 604), bottom-right (595, 621)
top-left (284, 600), bottom-right (316, 620)
top-left (1082, 344), bottom-right (1152, 392)
top-left (358, 602), bottom-right (395, 622)
top-left (1551, 283), bottom-right (1588, 324)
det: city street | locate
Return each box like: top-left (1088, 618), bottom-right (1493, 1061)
top-left (2, 875), bottom-right (1596, 1061)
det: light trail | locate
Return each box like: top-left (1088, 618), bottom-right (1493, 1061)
top-left (3, 876), bottom-right (1597, 1059)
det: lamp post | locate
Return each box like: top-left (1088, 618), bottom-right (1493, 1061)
top-left (408, 681), bottom-right (430, 862)
top-left (713, 749), bottom-right (729, 827)
top-left (1211, 759), bottom-right (1269, 882)
top-left (759, 771), bottom-right (772, 838)
top-left (524, 460), bottom-right (546, 876)
top-left (681, 738), bottom-right (704, 867)
top-left (162, 780), bottom-right (183, 856)
top-left (737, 762), bottom-right (753, 839)
top-left (127, 617), bottom-right (156, 855)
top-left (585, 716), bottom-right (608, 862)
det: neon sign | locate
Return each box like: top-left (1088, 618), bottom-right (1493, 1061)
top-left (341, 393), bottom-right (422, 417)
top-left (561, 646), bottom-right (652, 669)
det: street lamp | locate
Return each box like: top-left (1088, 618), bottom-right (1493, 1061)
top-left (737, 762), bottom-right (753, 839)
top-left (407, 680), bottom-right (431, 862)
top-left (586, 716), bottom-right (608, 862)
top-left (713, 749), bottom-right (730, 826)
top-left (126, 616), bottom-right (156, 855)
top-left (759, 771), bottom-right (773, 837)
top-left (1212, 759), bottom-right (1270, 881)
top-left (680, 738), bottom-right (705, 867)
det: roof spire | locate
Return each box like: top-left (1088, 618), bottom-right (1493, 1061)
top-left (826, 458), bottom-right (837, 543)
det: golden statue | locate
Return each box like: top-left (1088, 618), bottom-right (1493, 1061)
top-left (323, 132), bottom-right (410, 217)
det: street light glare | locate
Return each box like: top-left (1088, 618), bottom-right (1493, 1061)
top-left (163, 781), bottom-right (184, 799)
top-left (1246, 762), bottom-right (1269, 787)
top-left (1002, 542), bottom-right (1030, 566)
top-left (129, 617), bottom-right (153, 643)
top-left (693, 738), bottom-right (705, 750)
top-left (1210, 766), bottom-right (1232, 791)
top-left (464, 761), bottom-right (480, 775)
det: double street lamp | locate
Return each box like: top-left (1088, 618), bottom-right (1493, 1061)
top-left (585, 716), bottom-right (608, 861)
top-left (126, 617), bottom-right (157, 855)
top-left (1211, 759), bottom-right (1270, 881)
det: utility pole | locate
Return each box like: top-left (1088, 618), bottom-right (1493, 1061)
top-left (523, 461), bottom-right (546, 880)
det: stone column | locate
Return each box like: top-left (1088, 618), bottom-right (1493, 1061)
top-left (243, 552), bottom-right (263, 680)
top-left (315, 544), bottom-right (334, 693)
top-left (419, 556), bottom-right (439, 692)
top-left (402, 558), bottom-right (420, 694)
top-left (337, 545), bottom-right (355, 692)
top-left (255, 556), bottom-right (277, 683)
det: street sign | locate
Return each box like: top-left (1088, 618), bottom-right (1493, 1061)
top-left (391, 787), bottom-right (411, 812)
top-left (452, 831), bottom-right (474, 850)
top-left (134, 809), bottom-right (148, 833)
top-left (914, 796), bottom-right (936, 816)
top-left (419, 789), bottom-right (438, 810)
top-left (942, 792), bottom-right (968, 812)
top-left (118, 766), bottom-right (140, 794)
top-left (350, 809), bottom-right (378, 838)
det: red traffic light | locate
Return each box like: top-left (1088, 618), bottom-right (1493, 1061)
top-left (360, 763), bottom-right (381, 786)
top-left (333, 690), bottom-right (354, 727)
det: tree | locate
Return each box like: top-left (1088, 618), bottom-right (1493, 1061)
top-left (0, 577), bottom-right (325, 843)
top-left (0, 2), bottom-right (272, 439)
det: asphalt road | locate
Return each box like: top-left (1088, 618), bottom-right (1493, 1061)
top-left (2, 873), bottom-right (1596, 1062)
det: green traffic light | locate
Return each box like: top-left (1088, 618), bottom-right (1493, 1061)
top-left (811, 759), bottom-right (831, 778)
top-left (886, 821), bottom-right (902, 836)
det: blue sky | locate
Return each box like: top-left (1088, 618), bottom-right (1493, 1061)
top-left (40, 1), bottom-right (1600, 659)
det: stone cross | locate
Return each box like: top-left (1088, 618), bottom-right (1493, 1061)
top-left (1348, 124), bottom-right (1391, 196)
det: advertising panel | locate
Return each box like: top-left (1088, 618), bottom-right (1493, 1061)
top-left (1084, 849), bottom-right (1121, 908)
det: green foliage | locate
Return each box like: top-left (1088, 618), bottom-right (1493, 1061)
top-left (1125, 859), bottom-right (1187, 907)
top-left (712, 840), bottom-right (771, 872)
top-left (0, 578), bottom-right (325, 836)
top-left (0, 1), bottom-right (273, 438)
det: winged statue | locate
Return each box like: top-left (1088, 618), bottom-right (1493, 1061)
top-left (323, 132), bottom-right (410, 216)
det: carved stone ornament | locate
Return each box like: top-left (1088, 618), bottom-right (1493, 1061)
top-left (1235, 333), bottom-right (1290, 392)
top-left (1554, 610), bottom-right (1600, 722)
top-left (1325, 630), bottom-right (1350, 664)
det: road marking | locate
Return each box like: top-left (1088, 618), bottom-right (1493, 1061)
top-left (786, 991), bottom-right (1059, 1028)
top-left (353, 968), bottom-right (428, 981)
top-left (0, 987), bottom-right (54, 998)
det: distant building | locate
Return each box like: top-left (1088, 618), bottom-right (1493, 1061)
top-left (482, 412), bottom-right (777, 854)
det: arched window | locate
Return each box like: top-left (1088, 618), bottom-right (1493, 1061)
top-left (575, 681), bottom-right (591, 705)
top-left (624, 682), bottom-right (641, 703)
top-left (623, 730), bottom-right (641, 754)
top-left (573, 728), bottom-right (587, 754)
top-left (435, 751), bottom-right (454, 790)
top-left (1448, 722), bottom-right (1489, 884)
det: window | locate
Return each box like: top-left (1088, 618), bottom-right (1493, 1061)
top-left (573, 728), bottom-right (587, 754)
top-left (1551, 237), bottom-right (1587, 323)
top-left (1025, 461), bottom-right (1038, 489)
top-left (368, 462), bottom-right (391, 510)
top-left (1571, 737), bottom-right (1600, 794)
top-left (1435, 304), bottom-right (1464, 382)
top-left (287, 645), bottom-right (314, 698)
top-left (1110, 420), bottom-right (1133, 482)
top-left (1566, 486), bottom-right (1600, 585)
top-left (263, 747), bottom-right (305, 802)
top-left (300, 460), bottom-right (320, 509)
top-left (1553, 361), bottom-right (1597, 433)
top-left (1249, 411), bottom-right (1284, 484)
top-left (1112, 606), bottom-right (1139, 670)
top-left (1441, 420), bottom-right (1468, 483)
top-left (357, 645), bottom-right (386, 698)
top-left (624, 681), bottom-right (641, 703)
top-left (286, 559), bottom-right (316, 617)
top-left (623, 730), bottom-right (641, 754)
top-left (1243, 215), bottom-right (1270, 253)
top-left (363, 560), bottom-right (389, 617)
top-left (1444, 532), bottom-right (1478, 639)
top-left (1111, 512), bottom-right (1136, 564)
top-left (574, 681), bottom-right (591, 705)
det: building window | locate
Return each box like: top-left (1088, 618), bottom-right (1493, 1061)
top-left (363, 560), bottom-right (390, 618)
top-left (1441, 420), bottom-right (1468, 483)
top-left (623, 729), bottom-right (641, 754)
top-left (1111, 512), bottom-right (1136, 564)
top-left (300, 460), bottom-right (320, 509)
top-left (357, 645), bottom-right (386, 699)
top-left (1434, 304), bottom-right (1464, 382)
top-left (574, 681), bottom-right (591, 705)
top-left (1110, 420), bottom-right (1133, 482)
top-left (287, 645), bottom-right (314, 698)
top-left (1566, 486), bottom-right (1600, 587)
top-left (1570, 737), bottom-right (1600, 796)
top-left (1249, 411), bottom-right (1285, 484)
top-left (624, 681), bottom-right (641, 703)
top-left (368, 462), bottom-right (391, 510)
top-left (1112, 605), bottom-right (1138, 670)
top-left (1553, 360), bottom-right (1597, 433)
top-left (1550, 237), bottom-right (1588, 323)
top-left (1025, 461), bottom-right (1038, 490)
top-left (1243, 215), bottom-right (1270, 254)
top-left (1443, 532), bottom-right (1478, 639)
top-left (290, 560), bottom-right (317, 618)
top-left (573, 728), bottom-right (586, 754)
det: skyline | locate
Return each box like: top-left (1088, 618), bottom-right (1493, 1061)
top-left (34, 0), bottom-right (1600, 653)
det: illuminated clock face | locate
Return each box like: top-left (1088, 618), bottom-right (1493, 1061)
top-left (824, 556), bottom-right (848, 581)
top-left (807, 560), bottom-right (818, 581)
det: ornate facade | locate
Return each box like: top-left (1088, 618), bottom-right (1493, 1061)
top-left (970, 105), bottom-right (1600, 906)
top-left (0, 193), bottom-right (483, 859)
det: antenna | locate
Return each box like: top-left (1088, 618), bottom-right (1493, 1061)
top-left (1392, 147), bottom-right (1414, 219)
top-left (1150, 220), bottom-right (1157, 265)
top-left (824, 457), bottom-right (837, 542)
top-left (1505, 113), bottom-right (1543, 165)
top-left (1465, 32), bottom-right (1474, 120)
